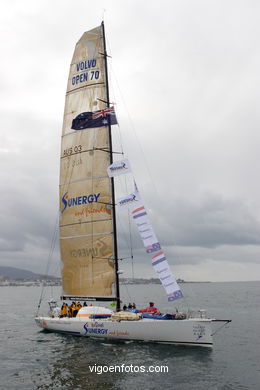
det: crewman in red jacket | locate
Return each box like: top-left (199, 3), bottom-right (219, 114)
top-left (139, 302), bottom-right (161, 315)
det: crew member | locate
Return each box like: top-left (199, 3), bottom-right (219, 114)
top-left (60, 303), bottom-right (68, 318)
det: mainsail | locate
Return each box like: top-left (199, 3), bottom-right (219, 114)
top-left (59, 24), bottom-right (118, 300)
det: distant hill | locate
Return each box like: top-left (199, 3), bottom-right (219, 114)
top-left (0, 266), bottom-right (56, 280)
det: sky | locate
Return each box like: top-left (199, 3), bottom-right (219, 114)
top-left (1, 0), bottom-right (260, 282)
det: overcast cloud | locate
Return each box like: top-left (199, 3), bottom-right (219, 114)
top-left (1, 0), bottom-right (260, 281)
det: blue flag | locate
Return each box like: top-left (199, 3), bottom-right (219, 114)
top-left (71, 107), bottom-right (117, 130)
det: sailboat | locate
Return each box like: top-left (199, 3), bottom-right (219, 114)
top-left (35, 22), bottom-right (231, 347)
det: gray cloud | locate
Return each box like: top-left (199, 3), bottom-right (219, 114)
top-left (156, 193), bottom-right (260, 248)
top-left (0, 0), bottom-right (260, 281)
top-left (0, 111), bottom-right (59, 270)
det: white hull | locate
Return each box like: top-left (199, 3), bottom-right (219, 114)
top-left (35, 316), bottom-right (213, 347)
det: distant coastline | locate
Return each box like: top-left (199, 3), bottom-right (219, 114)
top-left (0, 266), bottom-right (210, 287)
top-left (120, 278), bottom-right (211, 285)
top-left (0, 266), bottom-right (60, 287)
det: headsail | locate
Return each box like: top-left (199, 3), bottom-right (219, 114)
top-left (60, 24), bottom-right (117, 299)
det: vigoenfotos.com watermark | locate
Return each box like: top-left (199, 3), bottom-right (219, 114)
top-left (89, 363), bottom-right (169, 375)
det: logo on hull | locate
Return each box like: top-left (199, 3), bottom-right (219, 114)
top-left (84, 322), bottom-right (108, 335)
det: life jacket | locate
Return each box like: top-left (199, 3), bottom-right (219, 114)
top-left (61, 305), bottom-right (68, 316)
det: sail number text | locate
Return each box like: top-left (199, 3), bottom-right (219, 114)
top-left (63, 145), bottom-right (82, 157)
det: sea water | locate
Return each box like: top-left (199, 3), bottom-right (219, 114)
top-left (0, 282), bottom-right (259, 390)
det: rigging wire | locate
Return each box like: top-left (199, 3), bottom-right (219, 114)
top-left (104, 42), bottom-right (137, 282)
top-left (110, 125), bottom-right (136, 282)
top-left (122, 173), bottom-right (135, 280)
top-left (106, 34), bottom-right (194, 310)
top-left (104, 45), bottom-right (136, 287)
top-left (36, 210), bottom-right (59, 316)
top-left (122, 282), bottom-right (133, 306)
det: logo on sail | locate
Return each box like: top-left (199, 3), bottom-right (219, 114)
top-left (70, 239), bottom-right (110, 258)
top-left (61, 192), bottom-right (101, 212)
top-left (116, 191), bottom-right (140, 209)
top-left (107, 158), bottom-right (131, 177)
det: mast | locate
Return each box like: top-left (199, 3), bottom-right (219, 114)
top-left (101, 21), bottom-right (121, 311)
